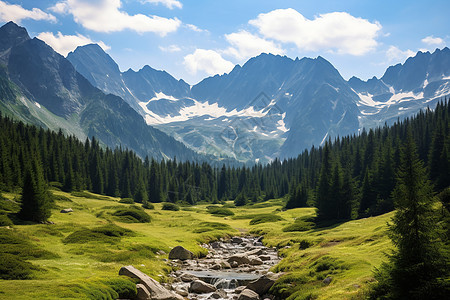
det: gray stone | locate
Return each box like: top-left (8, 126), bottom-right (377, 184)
top-left (258, 255), bottom-right (271, 261)
top-left (189, 280), bottom-right (217, 294)
top-left (136, 284), bottom-right (151, 300)
top-left (245, 248), bottom-right (264, 256)
top-left (231, 236), bottom-right (244, 244)
top-left (248, 255), bottom-right (263, 266)
top-left (246, 275), bottom-right (276, 295)
top-left (60, 208), bottom-right (73, 213)
top-left (169, 246), bottom-right (194, 260)
top-left (323, 276), bottom-right (332, 285)
top-left (119, 265), bottom-right (184, 300)
top-left (180, 273), bottom-right (198, 282)
top-left (228, 254), bottom-right (250, 266)
top-left (238, 289), bottom-right (259, 300)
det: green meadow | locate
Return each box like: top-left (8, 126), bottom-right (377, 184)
top-left (0, 190), bottom-right (392, 299)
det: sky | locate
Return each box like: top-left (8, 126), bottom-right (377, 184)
top-left (1, 0), bottom-right (449, 85)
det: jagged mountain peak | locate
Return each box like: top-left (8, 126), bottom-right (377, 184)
top-left (0, 21), bottom-right (30, 55)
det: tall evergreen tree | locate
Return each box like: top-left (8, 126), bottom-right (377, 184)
top-left (370, 131), bottom-right (449, 299)
top-left (18, 159), bottom-right (52, 222)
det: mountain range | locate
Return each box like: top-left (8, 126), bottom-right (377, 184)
top-left (67, 43), bottom-right (450, 162)
top-left (0, 21), bottom-right (200, 161)
top-left (1, 21), bottom-right (449, 164)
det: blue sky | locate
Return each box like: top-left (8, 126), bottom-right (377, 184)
top-left (1, 0), bottom-right (449, 84)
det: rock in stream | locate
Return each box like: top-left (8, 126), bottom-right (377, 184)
top-left (169, 236), bottom-right (280, 300)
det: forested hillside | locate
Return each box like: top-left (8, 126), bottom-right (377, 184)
top-left (0, 100), bottom-right (448, 222)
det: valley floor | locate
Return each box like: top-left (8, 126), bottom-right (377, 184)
top-left (0, 190), bottom-right (392, 299)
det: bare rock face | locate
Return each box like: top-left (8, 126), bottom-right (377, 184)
top-left (238, 289), bottom-right (259, 300)
top-left (169, 246), bottom-right (194, 260)
top-left (189, 279), bottom-right (216, 294)
top-left (119, 265), bottom-right (184, 300)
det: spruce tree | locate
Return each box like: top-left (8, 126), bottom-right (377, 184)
top-left (18, 160), bottom-right (52, 223)
top-left (370, 131), bottom-right (449, 299)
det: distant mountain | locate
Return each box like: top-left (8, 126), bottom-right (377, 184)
top-left (0, 21), bottom-right (200, 161)
top-left (67, 38), bottom-right (450, 163)
top-left (67, 44), bottom-right (190, 114)
top-left (349, 48), bottom-right (450, 129)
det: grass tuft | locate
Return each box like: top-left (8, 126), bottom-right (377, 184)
top-left (161, 202), bottom-right (179, 211)
top-left (249, 213), bottom-right (284, 225)
top-left (207, 206), bottom-right (235, 216)
top-left (112, 206), bottom-right (151, 223)
top-left (63, 224), bottom-right (135, 244)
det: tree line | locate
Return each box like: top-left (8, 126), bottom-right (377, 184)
top-left (0, 100), bottom-right (448, 223)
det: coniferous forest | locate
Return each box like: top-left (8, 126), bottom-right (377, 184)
top-left (0, 100), bottom-right (448, 223)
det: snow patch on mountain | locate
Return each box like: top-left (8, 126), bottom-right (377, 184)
top-left (139, 92), bottom-right (270, 125)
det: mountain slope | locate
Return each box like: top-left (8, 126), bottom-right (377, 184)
top-left (0, 21), bottom-right (199, 161)
top-left (349, 47), bottom-right (450, 129)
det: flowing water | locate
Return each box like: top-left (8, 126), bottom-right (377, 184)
top-left (168, 236), bottom-right (279, 299)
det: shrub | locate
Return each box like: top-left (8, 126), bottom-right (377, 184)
top-left (63, 224), bottom-right (134, 244)
top-left (161, 202), bottom-right (179, 211)
top-left (249, 214), bottom-right (283, 225)
top-left (142, 202), bottom-right (154, 209)
top-left (0, 197), bottom-right (20, 213)
top-left (71, 191), bottom-right (109, 200)
top-left (0, 214), bottom-right (13, 226)
top-left (0, 253), bottom-right (37, 279)
top-left (207, 206), bottom-right (234, 216)
top-left (234, 194), bottom-right (247, 206)
top-left (119, 198), bottom-right (134, 204)
top-left (112, 206), bottom-right (151, 223)
top-left (192, 221), bottom-right (232, 233)
top-left (282, 219), bottom-right (314, 232)
top-left (52, 194), bottom-right (73, 202)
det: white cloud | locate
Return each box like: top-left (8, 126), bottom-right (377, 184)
top-left (0, 0), bottom-right (56, 23)
top-left (184, 49), bottom-right (234, 76)
top-left (249, 8), bottom-right (381, 56)
top-left (159, 44), bottom-right (181, 52)
top-left (386, 46), bottom-right (415, 63)
top-left (50, 0), bottom-right (180, 35)
top-left (421, 35), bottom-right (444, 46)
top-left (143, 0), bottom-right (182, 10)
top-left (37, 31), bottom-right (110, 56)
top-left (224, 30), bottom-right (284, 60)
top-left (185, 24), bottom-right (208, 33)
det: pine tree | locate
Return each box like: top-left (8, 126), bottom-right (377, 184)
top-left (18, 159), bottom-right (52, 223)
top-left (370, 131), bottom-right (449, 299)
top-left (316, 143), bottom-right (333, 220)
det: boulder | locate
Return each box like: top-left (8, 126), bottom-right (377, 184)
top-left (227, 254), bottom-right (250, 266)
top-left (119, 266), bottom-right (184, 300)
top-left (246, 275), bottom-right (276, 295)
top-left (136, 284), bottom-right (151, 300)
top-left (209, 290), bottom-right (227, 299)
top-left (180, 272), bottom-right (198, 282)
top-left (245, 248), bottom-right (264, 256)
top-left (60, 208), bottom-right (73, 213)
top-left (258, 255), bottom-right (271, 261)
top-left (238, 289), bottom-right (259, 300)
top-left (169, 246), bottom-right (194, 260)
top-left (248, 256), bottom-right (263, 266)
top-left (189, 280), bottom-right (216, 294)
top-left (231, 236), bottom-right (244, 244)
top-left (323, 276), bottom-right (332, 285)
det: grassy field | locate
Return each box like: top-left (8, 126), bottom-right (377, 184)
top-left (0, 190), bottom-right (392, 299)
